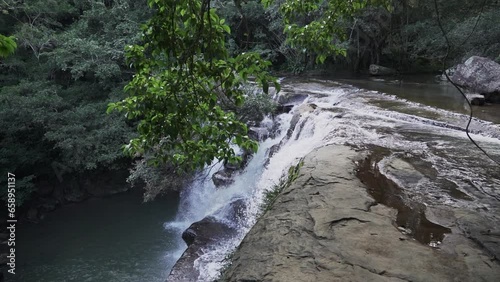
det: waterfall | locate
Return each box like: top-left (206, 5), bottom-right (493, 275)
top-left (164, 79), bottom-right (500, 281)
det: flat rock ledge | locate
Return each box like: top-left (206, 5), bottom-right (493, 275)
top-left (222, 145), bottom-right (500, 282)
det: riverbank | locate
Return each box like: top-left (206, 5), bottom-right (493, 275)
top-left (222, 145), bottom-right (500, 281)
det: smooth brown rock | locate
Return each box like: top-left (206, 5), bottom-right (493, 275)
top-left (222, 145), bottom-right (500, 282)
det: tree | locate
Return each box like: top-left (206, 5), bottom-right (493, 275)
top-left (0, 34), bottom-right (16, 58)
top-left (0, 0), bottom-right (148, 206)
top-left (108, 0), bottom-right (278, 171)
top-left (262, 0), bottom-right (392, 65)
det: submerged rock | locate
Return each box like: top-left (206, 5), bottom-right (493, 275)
top-left (451, 56), bottom-right (500, 103)
top-left (466, 93), bottom-right (486, 106)
top-left (369, 64), bottom-right (397, 76)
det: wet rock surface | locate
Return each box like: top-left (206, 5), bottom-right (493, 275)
top-left (276, 90), bottom-right (308, 105)
top-left (357, 150), bottom-right (451, 245)
top-left (223, 145), bottom-right (500, 281)
top-left (212, 170), bottom-right (235, 188)
top-left (169, 198), bottom-right (245, 282)
top-left (248, 127), bottom-right (270, 141)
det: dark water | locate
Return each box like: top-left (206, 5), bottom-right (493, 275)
top-left (13, 190), bottom-right (179, 282)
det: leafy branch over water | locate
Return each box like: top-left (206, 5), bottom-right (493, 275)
top-left (108, 0), bottom-right (279, 171)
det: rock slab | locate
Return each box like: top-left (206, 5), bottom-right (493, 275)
top-left (222, 145), bottom-right (500, 282)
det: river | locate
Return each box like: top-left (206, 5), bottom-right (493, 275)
top-left (15, 190), bottom-right (180, 282)
top-left (13, 76), bottom-right (500, 282)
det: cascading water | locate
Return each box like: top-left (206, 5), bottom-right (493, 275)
top-left (165, 77), bottom-right (500, 281)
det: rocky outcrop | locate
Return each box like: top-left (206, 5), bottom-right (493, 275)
top-left (369, 64), bottom-right (397, 76)
top-left (213, 149), bottom-right (253, 188)
top-left (169, 198), bottom-right (246, 282)
top-left (248, 127), bottom-right (270, 142)
top-left (222, 145), bottom-right (500, 281)
top-left (212, 170), bottom-right (234, 187)
top-left (169, 216), bottom-right (237, 282)
top-left (181, 216), bottom-right (236, 247)
top-left (451, 56), bottom-right (500, 103)
top-left (276, 90), bottom-right (308, 105)
top-left (265, 103), bottom-right (317, 167)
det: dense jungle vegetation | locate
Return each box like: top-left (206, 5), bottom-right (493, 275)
top-left (1, 0), bottom-right (499, 208)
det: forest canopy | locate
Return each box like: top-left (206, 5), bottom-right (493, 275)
top-left (1, 0), bottom-right (498, 205)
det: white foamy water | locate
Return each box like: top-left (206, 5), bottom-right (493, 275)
top-left (165, 78), bottom-right (500, 281)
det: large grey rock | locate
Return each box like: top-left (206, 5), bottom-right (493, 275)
top-left (181, 216), bottom-right (235, 247)
top-left (222, 145), bottom-right (500, 282)
top-left (212, 170), bottom-right (234, 187)
top-left (248, 127), bottom-right (270, 141)
top-left (169, 199), bottom-right (245, 282)
top-left (276, 91), bottom-right (308, 105)
top-left (451, 56), bottom-right (500, 103)
top-left (169, 216), bottom-right (236, 282)
top-left (369, 64), bottom-right (396, 76)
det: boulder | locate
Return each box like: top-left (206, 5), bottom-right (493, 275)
top-left (275, 104), bottom-right (294, 114)
top-left (466, 93), bottom-right (486, 106)
top-left (223, 149), bottom-right (253, 171)
top-left (214, 198), bottom-right (247, 227)
top-left (437, 67), bottom-right (457, 82)
top-left (212, 170), bottom-right (234, 187)
top-left (248, 127), bottom-right (270, 141)
top-left (451, 56), bottom-right (500, 103)
top-left (181, 216), bottom-right (235, 247)
top-left (276, 91), bottom-right (308, 105)
top-left (169, 200), bottom-right (244, 282)
top-left (369, 64), bottom-right (397, 76)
